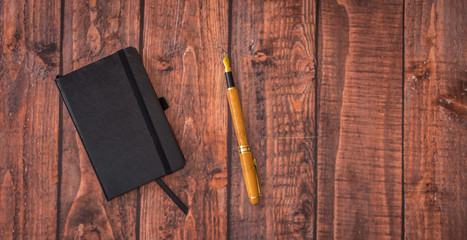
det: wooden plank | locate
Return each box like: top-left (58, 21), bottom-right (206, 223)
top-left (0, 0), bottom-right (60, 239)
top-left (229, 1), bottom-right (317, 239)
top-left (404, 1), bottom-right (467, 239)
top-left (59, 0), bottom-right (140, 239)
top-left (139, 0), bottom-right (229, 239)
top-left (316, 0), bottom-right (404, 239)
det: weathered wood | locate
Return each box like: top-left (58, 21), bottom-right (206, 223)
top-left (0, 0), bottom-right (60, 239)
top-left (4, 0), bottom-right (467, 238)
top-left (316, 0), bottom-right (404, 239)
top-left (229, 1), bottom-right (317, 239)
top-left (139, 0), bottom-right (229, 239)
top-left (404, 1), bottom-right (467, 239)
top-left (59, 0), bottom-right (140, 239)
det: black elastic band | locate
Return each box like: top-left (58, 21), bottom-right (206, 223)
top-left (118, 51), bottom-right (186, 214)
top-left (155, 178), bottom-right (188, 214)
top-left (117, 50), bottom-right (172, 175)
top-left (159, 97), bottom-right (169, 111)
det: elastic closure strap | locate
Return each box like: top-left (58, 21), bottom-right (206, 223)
top-left (117, 50), bottom-right (173, 175)
top-left (118, 50), bottom-right (188, 214)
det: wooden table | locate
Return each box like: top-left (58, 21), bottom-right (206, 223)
top-left (1, 0), bottom-right (466, 239)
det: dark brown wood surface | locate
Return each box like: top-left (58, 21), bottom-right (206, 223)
top-left (317, 0), bottom-right (404, 239)
top-left (0, 0), bottom-right (60, 239)
top-left (0, 0), bottom-right (466, 239)
top-left (404, 0), bottom-right (467, 239)
top-left (229, 1), bottom-right (316, 239)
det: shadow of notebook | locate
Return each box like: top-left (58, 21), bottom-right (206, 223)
top-left (56, 47), bottom-right (188, 214)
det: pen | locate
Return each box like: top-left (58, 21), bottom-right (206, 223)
top-left (223, 56), bottom-right (261, 205)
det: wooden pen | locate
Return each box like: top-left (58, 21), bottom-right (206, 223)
top-left (223, 56), bottom-right (261, 205)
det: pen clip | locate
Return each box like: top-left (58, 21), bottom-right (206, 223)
top-left (253, 158), bottom-right (261, 196)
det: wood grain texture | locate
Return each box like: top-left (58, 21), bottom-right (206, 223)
top-left (404, 1), bottom-right (467, 239)
top-left (59, 0), bottom-right (140, 239)
top-left (229, 0), bottom-right (317, 239)
top-left (0, 0), bottom-right (60, 239)
top-left (140, 0), bottom-right (229, 239)
top-left (316, 0), bottom-right (404, 239)
top-left (4, 0), bottom-right (467, 239)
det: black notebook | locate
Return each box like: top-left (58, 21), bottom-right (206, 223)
top-left (56, 47), bottom-right (187, 213)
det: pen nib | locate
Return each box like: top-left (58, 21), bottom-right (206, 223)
top-left (223, 56), bottom-right (231, 72)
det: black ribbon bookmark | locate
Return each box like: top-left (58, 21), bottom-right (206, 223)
top-left (156, 94), bottom-right (188, 214)
top-left (155, 178), bottom-right (188, 214)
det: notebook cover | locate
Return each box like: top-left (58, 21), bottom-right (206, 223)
top-left (56, 47), bottom-right (185, 200)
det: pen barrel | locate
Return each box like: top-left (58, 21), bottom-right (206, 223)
top-left (227, 87), bottom-right (248, 145)
top-left (227, 87), bottom-right (261, 205)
